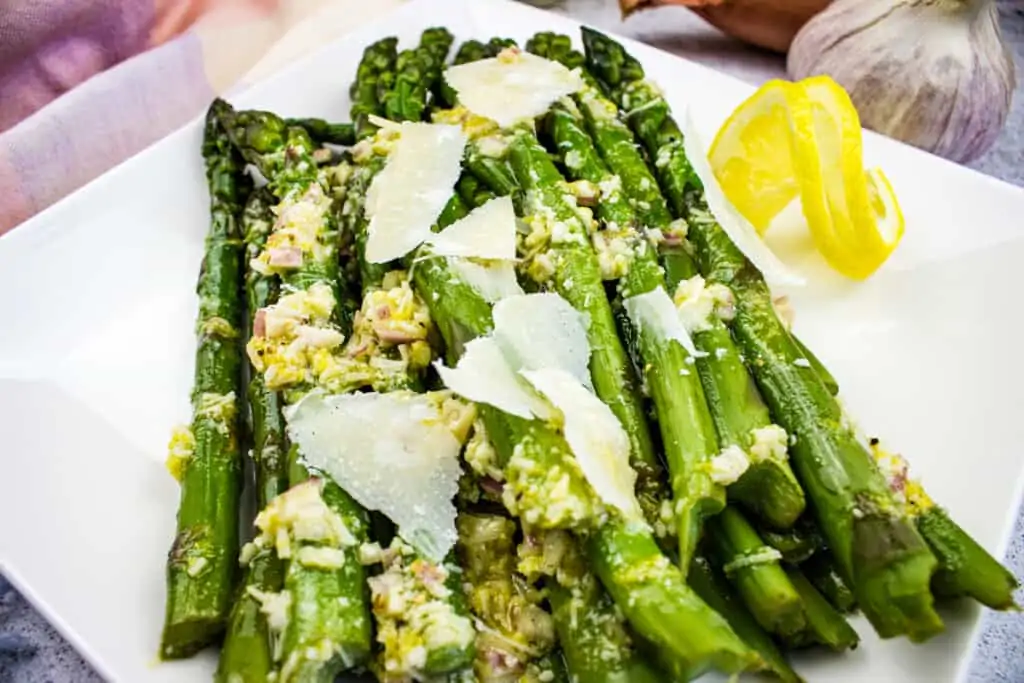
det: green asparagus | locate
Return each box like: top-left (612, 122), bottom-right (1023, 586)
top-left (758, 516), bottom-right (824, 565)
top-left (216, 190), bottom-right (290, 681)
top-left (520, 531), bottom-right (665, 683)
top-left (351, 37), bottom-right (399, 141)
top-left (285, 118), bottom-right (355, 147)
top-left (661, 245), bottom-right (806, 530)
top-left (383, 29), bottom-right (453, 123)
top-left (349, 34), bottom-right (478, 680)
top-left (803, 551), bottom-right (858, 614)
top-left (791, 335), bottom-right (839, 396)
top-left (706, 507), bottom-right (806, 639)
top-left (412, 205), bottom-right (761, 679)
top-left (784, 568), bottom-right (860, 652)
top-left (161, 102), bottom-right (249, 659)
top-left (531, 32), bottom-right (805, 534)
top-left (869, 440), bottom-right (1019, 610)
top-left (221, 102), bottom-right (374, 679)
top-left (689, 556), bottom-right (804, 683)
top-left (528, 33), bottom-right (722, 562)
top-left (582, 26), bottom-right (946, 641)
top-left (504, 127), bottom-right (668, 529)
top-left (456, 513), bottom-right (560, 681)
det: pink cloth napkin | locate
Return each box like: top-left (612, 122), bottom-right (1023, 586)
top-left (0, 0), bottom-right (400, 236)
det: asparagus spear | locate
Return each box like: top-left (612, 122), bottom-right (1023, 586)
top-left (791, 335), bottom-right (839, 396)
top-left (784, 568), bottom-right (860, 652)
top-left (412, 202), bottom-right (760, 680)
top-left (383, 29), bottom-right (454, 123)
top-left (456, 513), bottom-right (561, 681)
top-left (432, 111), bottom-right (660, 530)
top-left (350, 37), bottom-right (399, 141)
top-left (350, 28), bottom-right (457, 292)
top-left (757, 516), bottom-right (824, 565)
top-left (531, 32), bottom-right (806, 534)
top-left (216, 190), bottom-right (290, 680)
top-left (526, 34), bottom-right (703, 550)
top-left (161, 102), bottom-right (249, 659)
top-left (518, 530), bottom-right (665, 683)
top-left (582, 27), bottom-right (947, 641)
top-left (689, 556), bottom-right (804, 683)
top-left (706, 507), bottom-right (806, 639)
top-left (803, 551), bottom-right (858, 614)
top-left (869, 440), bottom-right (1019, 610)
top-left (349, 35), bottom-right (479, 680)
top-left (285, 118), bottom-right (355, 147)
top-left (661, 246), bottom-right (806, 530)
top-left (503, 127), bottom-right (667, 527)
top-left (220, 101), bottom-right (375, 679)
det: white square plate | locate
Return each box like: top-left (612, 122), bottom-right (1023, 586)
top-left (1, 0), bottom-right (1021, 681)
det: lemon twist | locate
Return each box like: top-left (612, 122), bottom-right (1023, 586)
top-left (710, 76), bottom-right (904, 279)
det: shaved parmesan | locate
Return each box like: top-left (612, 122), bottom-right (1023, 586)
top-left (285, 392), bottom-right (462, 561)
top-left (680, 109), bottom-right (804, 287)
top-left (622, 287), bottom-right (702, 358)
top-left (365, 123), bottom-right (466, 264)
top-left (521, 368), bottom-right (641, 519)
top-left (444, 51), bottom-right (584, 128)
top-left (449, 259), bottom-right (524, 303)
top-left (433, 338), bottom-right (545, 420)
top-left (429, 196), bottom-right (517, 260)
top-left (492, 293), bottom-right (592, 390)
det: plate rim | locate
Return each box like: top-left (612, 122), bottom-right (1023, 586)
top-left (1, 0), bottom-right (1021, 680)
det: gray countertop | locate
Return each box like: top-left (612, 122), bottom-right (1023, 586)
top-left (1, 2), bottom-right (1022, 681)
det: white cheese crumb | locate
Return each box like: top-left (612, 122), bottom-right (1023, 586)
top-left (296, 546), bottom-right (347, 570)
top-left (709, 445), bottom-right (750, 486)
top-left (246, 586), bottom-right (292, 634)
top-left (672, 275), bottom-right (734, 333)
top-left (793, 358), bottom-right (812, 368)
top-left (723, 547), bottom-right (783, 575)
top-left (749, 424), bottom-right (789, 463)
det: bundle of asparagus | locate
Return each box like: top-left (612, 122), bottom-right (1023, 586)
top-left (159, 23), bottom-right (1018, 683)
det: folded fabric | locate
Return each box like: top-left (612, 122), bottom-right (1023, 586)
top-left (0, 0), bottom-right (403, 236)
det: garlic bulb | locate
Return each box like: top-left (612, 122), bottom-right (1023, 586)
top-left (787, 0), bottom-right (1015, 163)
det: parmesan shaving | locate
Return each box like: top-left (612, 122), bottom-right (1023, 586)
top-left (444, 50), bottom-right (584, 128)
top-left (433, 338), bottom-right (547, 420)
top-left (492, 293), bottom-right (592, 390)
top-left (285, 392), bottom-right (463, 561)
top-left (365, 122), bottom-right (466, 264)
top-left (449, 259), bottom-right (524, 303)
top-left (622, 287), bottom-right (702, 358)
top-left (522, 368), bottom-right (641, 519)
top-left (428, 196), bottom-right (517, 260)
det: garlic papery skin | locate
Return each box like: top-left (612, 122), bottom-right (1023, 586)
top-left (787, 0), bottom-right (1015, 163)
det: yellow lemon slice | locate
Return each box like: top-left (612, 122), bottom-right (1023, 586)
top-left (709, 76), bottom-right (904, 280)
